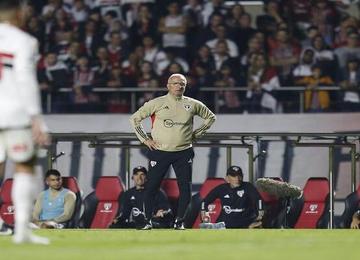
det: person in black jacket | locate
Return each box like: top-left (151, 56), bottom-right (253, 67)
top-left (110, 166), bottom-right (173, 229)
top-left (201, 165), bottom-right (263, 228)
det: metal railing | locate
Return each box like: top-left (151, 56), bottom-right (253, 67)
top-left (46, 86), bottom-right (342, 113)
top-left (48, 132), bottom-right (360, 229)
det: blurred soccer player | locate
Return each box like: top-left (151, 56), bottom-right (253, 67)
top-left (0, 0), bottom-right (50, 244)
top-left (130, 73), bottom-right (216, 230)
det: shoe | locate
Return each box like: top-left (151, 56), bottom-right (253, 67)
top-left (138, 221), bottom-right (152, 230)
top-left (174, 219), bottom-right (185, 230)
top-left (0, 224), bottom-right (13, 236)
top-left (12, 234), bottom-right (50, 245)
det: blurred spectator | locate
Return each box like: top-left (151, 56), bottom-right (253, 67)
top-left (82, 19), bottom-right (104, 57)
top-left (26, 16), bottom-right (46, 53)
top-left (246, 53), bottom-right (281, 113)
top-left (93, 0), bottom-right (122, 18)
top-left (333, 16), bottom-right (359, 48)
top-left (212, 40), bottom-right (236, 71)
top-left (283, 0), bottom-right (312, 32)
top-left (72, 56), bottom-right (99, 107)
top-left (297, 64), bottom-right (333, 112)
top-left (206, 25), bottom-right (239, 58)
top-left (142, 35), bottom-right (167, 76)
top-left (233, 13), bottom-right (256, 56)
top-left (103, 13), bottom-right (129, 43)
top-left (107, 31), bottom-right (128, 67)
top-left (310, 35), bottom-right (337, 78)
top-left (192, 45), bottom-right (216, 75)
top-left (70, 0), bottom-right (89, 25)
top-left (38, 52), bottom-right (70, 112)
top-left (215, 64), bottom-right (242, 113)
top-left (128, 4), bottom-right (157, 47)
top-left (293, 48), bottom-right (316, 80)
top-left (256, 0), bottom-right (284, 37)
top-left (157, 51), bottom-right (189, 78)
top-left (269, 29), bottom-right (301, 85)
top-left (225, 4), bottom-right (245, 29)
top-left (136, 61), bottom-right (159, 107)
top-left (107, 65), bottom-right (131, 113)
top-left (92, 46), bottom-right (112, 88)
top-left (335, 32), bottom-right (360, 69)
top-left (201, 0), bottom-right (227, 26)
top-left (240, 36), bottom-right (264, 68)
top-left (337, 58), bottom-right (360, 112)
top-left (196, 13), bottom-right (224, 48)
top-left (158, 2), bottom-right (188, 58)
top-left (49, 9), bottom-right (74, 56)
top-left (183, 0), bottom-right (204, 57)
top-left (138, 78), bottom-right (161, 107)
top-left (301, 25), bottom-right (319, 48)
top-left (62, 41), bottom-right (82, 71)
top-left (310, 0), bottom-right (337, 46)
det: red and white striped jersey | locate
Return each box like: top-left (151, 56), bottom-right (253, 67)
top-left (0, 23), bottom-right (41, 129)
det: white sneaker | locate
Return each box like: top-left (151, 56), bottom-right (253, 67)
top-left (12, 234), bottom-right (50, 245)
top-left (0, 227), bottom-right (13, 236)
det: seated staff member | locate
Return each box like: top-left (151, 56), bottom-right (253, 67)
top-left (111, 166), bottom-right (173, 229)
top-left (32, 169), bottom-right (76, 228)
top-left (201, 166), bottom-right (263, 228)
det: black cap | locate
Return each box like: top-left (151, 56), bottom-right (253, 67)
top-left (226, 166), bottom-right (243, 177)
top-left (133, 166), bottom-right (147, 175)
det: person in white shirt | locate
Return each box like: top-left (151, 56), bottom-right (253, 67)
top-left (0, 0), bottom-right (50, 245)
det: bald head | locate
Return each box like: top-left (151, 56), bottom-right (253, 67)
top-left (167, 74), bottom-right (187, 97)
top-left (168, 74), bottom-right (187, 85)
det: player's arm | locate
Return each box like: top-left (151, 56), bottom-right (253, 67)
top-left (200, 186), bottom-right (221, 222)
top-left (32, 192), bottom-right (44, 223)
top-left (193, 101), bottom-right (216, 140)
top-left (15, 38), bottom-right (49, 146)
top-left (154, 190), bottom-right (172, 217)
top-left (53, 191), bottom-right (76, 223)
top-left (129, 100), bottom-right (159, 150)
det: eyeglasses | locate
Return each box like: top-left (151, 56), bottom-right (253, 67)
top-left (169, 82), bottom-right (186, 86)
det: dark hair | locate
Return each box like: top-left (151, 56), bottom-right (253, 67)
top-left (45, 169), bottom-right (61, 178)
top-left (0, 0), bottom-right (22, 10)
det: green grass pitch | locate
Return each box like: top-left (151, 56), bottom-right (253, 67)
top-left (1, 229), bottom-right (359, 260)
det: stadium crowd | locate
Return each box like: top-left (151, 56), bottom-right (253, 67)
top-left (25, 0), bottom-right (360, 113)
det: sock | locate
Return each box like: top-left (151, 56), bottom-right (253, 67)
top-left (11, 173), bottom-right (36, 239)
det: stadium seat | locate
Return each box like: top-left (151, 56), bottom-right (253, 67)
top-left (0, 179), bottom-right (14, 226)
top-left (62, 176), bottom-right (82, 228)
top-left (287, 177), bottom-right (329, 229)
top-left (184, 178), bottom-right (225, 228)
top-left (79, 176), bottom-right (124, 228)
top-left (257, 177), bottom-right (285, 228)
top-left (338, 184), bottom-right (360, 228)
top-left (160, 178), bottom-right (179, 216)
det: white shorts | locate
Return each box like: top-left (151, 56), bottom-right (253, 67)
top-left (0, 128), bottom-right (35, 163)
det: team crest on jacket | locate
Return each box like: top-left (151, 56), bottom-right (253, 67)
top-left (237, 190), bottom-right (244, 197)
top-left (150, 160), bottom-right (157, 167)
top-left (183, 104), bottom-right (191, 111)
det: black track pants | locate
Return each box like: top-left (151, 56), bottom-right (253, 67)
top-left (144, 148), bottom-right (194, 220)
